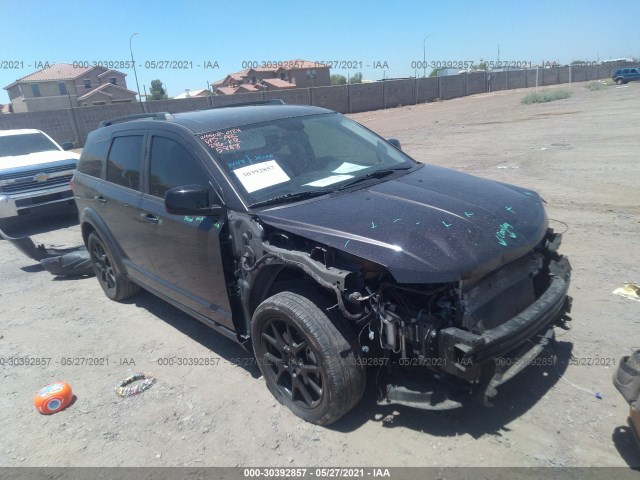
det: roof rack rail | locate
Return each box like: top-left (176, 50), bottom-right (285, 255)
top-left (214, 99), bottom-right (286, 109)
top-left (99, 112), bottom-right (174, 128)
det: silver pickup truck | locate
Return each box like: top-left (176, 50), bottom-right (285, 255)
top-left (0, 129), bottom-right (79, 227)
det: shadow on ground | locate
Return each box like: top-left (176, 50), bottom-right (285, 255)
top-left (126, 286), bottom-right (575, 437)
top-left (0, 212), bottom-right (78, 239)
top-left (612, 424), bottom-right (640, 469)
top-left (130, 290), bottom-right (262, 379)
top-left (330, 339), bottom-right (574, 438)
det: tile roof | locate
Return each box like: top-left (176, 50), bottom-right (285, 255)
top-left (215, 87), bottom-right (238, 95)
top-left (97, 69), bottom-right (126, 78)
top-left (4, 63), bottom-right (132, 90)
top-left (12, 63), bottom-right (93, 83)
top-left (236, 84), bottom-right (259, 92)
top-left (210, 60), bottom-right (327, 85)
top-left (77, 83), bottom-right (137, 101)
top-left (259, 78), bottom-right (295, 88)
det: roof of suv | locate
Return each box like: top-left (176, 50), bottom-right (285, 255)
top-left (98, 104), bottom-right (333, 136)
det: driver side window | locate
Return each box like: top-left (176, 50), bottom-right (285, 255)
top-left (148, 136), bottom-right (209, 199)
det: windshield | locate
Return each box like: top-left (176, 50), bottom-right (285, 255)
top-left (0, 132), bottom-right (61, 156)
top-left (198, 113), bottom-right (417, 207)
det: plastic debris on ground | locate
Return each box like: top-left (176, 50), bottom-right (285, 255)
top-left (613, 283), bottom-right (640, 302)
top-left (0, 228), bottom-right (93, 277)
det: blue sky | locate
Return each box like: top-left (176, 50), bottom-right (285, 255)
top-left (1, 0), bottom-right (639, 100)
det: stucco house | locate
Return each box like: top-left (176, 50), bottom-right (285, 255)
top-left (173, 88), bottom-right (210, 99)
top-left (212, 60), bottom-right (329, 94)
top-left (4, 64), bottom-right (137, 112)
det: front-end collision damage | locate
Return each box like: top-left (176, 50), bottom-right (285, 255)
top-left (226, 212), bottom-right (364, 342)
top-left (232, 212), bottom-right (572, 410)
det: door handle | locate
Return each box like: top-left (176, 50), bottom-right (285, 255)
top-left (94, 196), bottom-right (107, 204)
top-left (140, 213), bottom-right (160, 224)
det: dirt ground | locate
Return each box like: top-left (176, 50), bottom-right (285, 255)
top-left (1, 81), bottom-right (639, 469)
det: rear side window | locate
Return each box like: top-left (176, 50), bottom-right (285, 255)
top-left (106, 136), bottom-right (143, 190)
top-left (77, 138), bottom-right (109, 178)
top-left (148, 136), bottom-right (208, 198)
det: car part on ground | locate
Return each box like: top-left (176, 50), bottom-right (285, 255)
top-left (72, 101), bottom-right (573, 424)
top-left (39, 249), bottom-right (93, 276)
top-left (0, 227), bottom-right (93, 276)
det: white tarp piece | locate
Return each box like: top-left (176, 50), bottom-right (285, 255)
top-left (233, 160), bottom-right (290, 193)
top-left (303, 174), bottom-right (353, 187)
top-left (332, 162), bottom-right (369, 174)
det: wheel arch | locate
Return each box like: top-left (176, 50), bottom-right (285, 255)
top-left (247, 264), bottom-right (330, 318)
top-left (80, 207), bottom-right (129, 276)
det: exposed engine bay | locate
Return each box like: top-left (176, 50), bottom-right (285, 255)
top-left (232, 211), bottom-right (572, 410)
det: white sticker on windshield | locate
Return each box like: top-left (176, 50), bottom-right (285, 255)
top-left (332, 162), bottom-right (369, 174)
top-left (303, 174), bottom-right (353, 187)
top-left (233, 160), bottom-right (290, 193)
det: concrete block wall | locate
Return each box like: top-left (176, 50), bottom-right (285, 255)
top-left (312, 85), bottom-right (348, 113)
top-left (490, 71), bottom-right (507, 91)
top-left (439, 75), bottom-right (465, 99)
top-left (349, 82), bottom-right (384, 113)
top-left (1, 64), bottom-right (627, 146)
top-left (384, 79), bottom-right (415, 108)
top-left (416, 77), bottom-right (438, 103)
top-left (211, 92), bottom-right (263, 107)
top-left (466, 73), bottom-right (486, 95)
top-left (73, 103), bottom-right (148, 145)
top-left (507, 70), bottom-right (527, 89)
top-left (0, 109), bottom-right (76, 144)
top-left (146, 96), bottom-right (210, 113)
top-left (264, 89), bottom-right (309, 106)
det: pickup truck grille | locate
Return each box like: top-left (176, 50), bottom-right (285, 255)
top-left (0, 163), bottom-right (76, 194)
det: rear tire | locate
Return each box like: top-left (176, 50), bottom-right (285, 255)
top-left (615, 78), bottom-right (624, 85)
top-left (251, 290), bottom-right (365, 425)
top-left (88, 232), bottom-right (140, 301)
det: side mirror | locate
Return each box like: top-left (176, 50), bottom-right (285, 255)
top-left (387, 138), bottom-right (402, 150)
top-left (61, 142), bottom-right (74, 151)
top-left (165, 185), bottom-right (223, 216)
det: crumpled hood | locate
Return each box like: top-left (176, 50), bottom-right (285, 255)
top-left (1, 150), bottom-right (79, 171)
top-left (257, 165), bottom-right (548, 283)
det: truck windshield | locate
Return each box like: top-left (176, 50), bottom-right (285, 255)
top-left (0, 133), bottom-right (61, 156)
top-left (198, 113), bottom-right (417, 207)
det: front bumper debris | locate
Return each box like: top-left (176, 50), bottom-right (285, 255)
top-left (379, 256), bottom-right (572, 410)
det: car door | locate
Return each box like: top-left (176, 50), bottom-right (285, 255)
top-left (138, 131), bottom-right (234, 329)
top-left (99, 132), bottom-right (150, 277)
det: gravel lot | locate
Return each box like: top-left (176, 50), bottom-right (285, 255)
top-left (1, 81), bottom-right (639, 468)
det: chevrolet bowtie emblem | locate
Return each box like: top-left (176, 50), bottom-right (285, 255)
top-left (34, 172), bottom-right (49, 182)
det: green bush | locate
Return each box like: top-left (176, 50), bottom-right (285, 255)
top-left (521, 90), bottom-right (572, 104)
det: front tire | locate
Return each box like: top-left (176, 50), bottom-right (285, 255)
top-left (251, 290), bottom-right (365, 425)
top-left (88, 232), bottom-right (140, 301)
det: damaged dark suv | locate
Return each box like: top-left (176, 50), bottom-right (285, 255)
top-left (73, 101), bottom-right (572, 425)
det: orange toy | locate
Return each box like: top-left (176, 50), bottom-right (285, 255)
top-left (34, 382), bottom-right (73, 414)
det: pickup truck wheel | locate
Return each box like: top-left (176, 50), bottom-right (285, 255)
top-left (251, 290), bottom-right (365, 425)
top-left (88, 232), bottom-right (139, 301)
